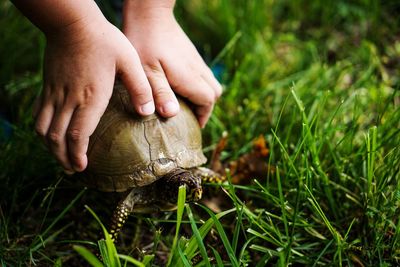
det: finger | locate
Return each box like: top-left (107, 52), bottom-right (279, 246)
top-left (47, 104), bottom-right (75, 172)
top-left (176, 76), bottom-right (214, 127)
top-left (200, 67), bottom-right (223, 99)
top-left (185, 77), bottom-right (215, 128)
top-left (144, 62), bottom-right (179, 117)
top-left (35, 100), bottom-right (55, 143)
top-left (196, 101), bottom-right (214, 128)
top-left (163, 63), bottom-right (216, 127)
top-left (117, 48), bottom-right (155, 116)
top-left (67, 101), bottom-right (107, 172)
top-left (190, 76), bottom-right (215, 127)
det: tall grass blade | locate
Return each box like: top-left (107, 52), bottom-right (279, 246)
top-left (366, 126), bottom-right (377, 199)
top-left (167, 185), bottom-right (186, 266)
top-left (211, 31), bottom-right (242, 66)
top-left (141, 255), bottom-right (154, 266)
top-left (231, 205), bottom-right (244, 255)
top-left (117, 255), bottom-right (145, 267)
top-left (30, 189), bottom-right (85, 252)
top-left (73, 245), bottom-right (103, 267)
top-left (210, 246), bottom-right (224, 267)
top-left (198, 204), bottom-right (239, 267)
top-left (185, 204), bottom-right (211, 267)
top-left (85, 205), bottom-right (120, 267)
top-left (177, 239), bottom-right (192, 267)
top-left (183, 208), bottom-right (236, 261)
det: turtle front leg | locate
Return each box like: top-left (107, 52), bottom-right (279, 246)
top-left (108, 186), bottom-right (157, 241)
top-left (108, 188), bottom-right (140, 241)
top-left (192, 167), bottom-right (225, 184)
top-left (109, 202), bottom-right (130, 241)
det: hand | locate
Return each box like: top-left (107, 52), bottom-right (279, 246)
top-left (34, 17), bottom-right (154, 173)
top-left (122, 4), bottom-right (222, 127)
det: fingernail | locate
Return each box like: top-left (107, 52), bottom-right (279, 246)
top-left (162, 101), bottom-right (179, 115)
top-left (73, 164), bottom-right (83, 172)
top-left (140, 101), bottom-right (155, 115)
top-left (72, 155), bottom-right (88, 172)
top-left (64, 169), bottom-right (75, 175)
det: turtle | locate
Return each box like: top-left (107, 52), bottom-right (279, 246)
top-left (84, 82), bottom-right (219, 240)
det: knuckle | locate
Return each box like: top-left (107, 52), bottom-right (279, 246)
top-left (144, 62), bottom-right (162, 74)
top-left (154, 87), bottom-right (173, 99)
top-left (67, 129), bottom-right (84, 143)
top-left (82, 84), bottom-right (95, 99)
top-left (47, 131), bottom-right (62, 144)
top-left (203, 93), bottom-right (215, 107)
top-left (72, 84), bottom-right (96, 106)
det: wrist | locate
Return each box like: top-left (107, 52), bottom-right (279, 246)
top-left (12, 0), bottom-right (109, 40)
top-left (123, 0), bottom-right (175, 27)
top-left (123, 0), bottom-right (175, 12)
top-left (45, 10), bottom-right (110, 45)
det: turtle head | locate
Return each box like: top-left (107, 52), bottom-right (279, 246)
top-left (160, 169), bottom-right (203, 205)
top-left (183, 173), bottom-right (203, 202)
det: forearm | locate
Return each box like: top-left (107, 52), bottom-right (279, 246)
top-left (11, 0), bottom-right (106, 37)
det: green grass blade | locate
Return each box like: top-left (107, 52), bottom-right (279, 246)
top-left (85, 205), bottom-right (120, 267)
top-left (209, 246), bottom-right (224, 267)
top-left (247, 228), bottom-right (280, 245)
top-left (211, 31), bottom-right (242, 66)
top-left (198, 204), bottom-right (239, 267)
top-left (249, 244), bottom-right (277, 255)
top-left (54, 257), bottom-right (62, 267)
top-left (238, 236), bottom-right (257, 265)
top-left (30, 189), bottom-right (85, 251)
top-left (73, 245), bottom-right (103, 267)
top-left (167, 185), bottom-right (186, 266)
top-left (141, 255), bottom-right (154, 266)
top-left (183, 208), bottom-right (236, 260)
top-left (117, 255), bottom-right (145, 267)
top-left (276, 166), bottom-right (289, 238)
top-left (304, 185), bottom-right (340, 240)
top-left (177, 238), bottom-right (192, 267)
top-left (311, 239), bottom-right (334, 267)
top-left (366, 126), bottom-right (377, 199)
top-left (30, 222), bottom-right (73, 252)
top-left (185, 204), bottom-right (211, 267)
top-left (291, 89), bottom-right (338, 218)
top-left (98, 239), bottom-right (111, 266)
top-left (231, 204), bottom-right (244, 255)
top-left (255, 253), bottom-right (272, 267)
top-left (304, 185), bottom-right (343, 265)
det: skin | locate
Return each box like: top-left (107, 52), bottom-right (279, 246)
top-left (123, 0), bottom-right (222, 126)
top-left (12, 0), bottom-right (221, 174)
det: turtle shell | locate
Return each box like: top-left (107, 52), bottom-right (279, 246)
top-left (84, 83), bottom-right (207, 192)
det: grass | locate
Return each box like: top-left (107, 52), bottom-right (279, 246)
top-left (1, 0), bottom-right (400, 266)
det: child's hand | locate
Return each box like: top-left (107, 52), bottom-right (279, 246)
top-left (122, 2), bottom-right (222, 127)
top-left (34, 17), bottom-right (154, 173)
